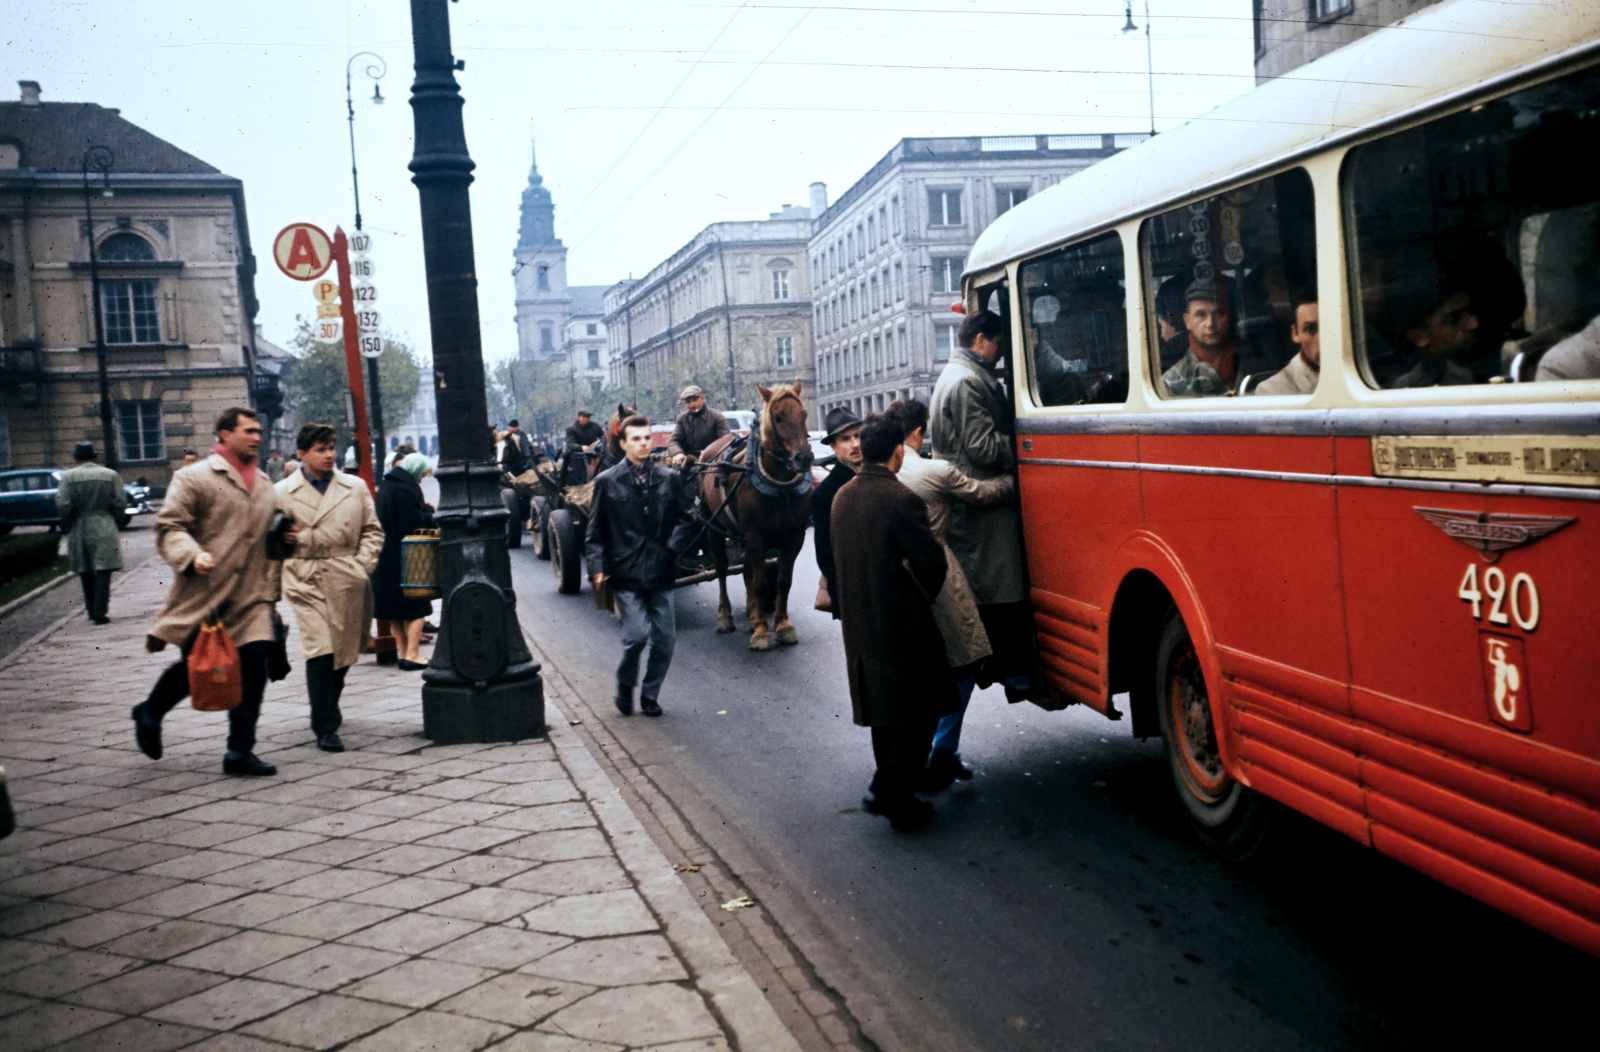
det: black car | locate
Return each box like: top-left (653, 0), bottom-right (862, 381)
top-left (0, 467), bottom-right (152, 534)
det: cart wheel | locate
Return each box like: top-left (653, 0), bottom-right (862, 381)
top-left (1155, 609), bottom-right (1271, 861)
top-left (531, 497), bottom-right (551, 561)
top-left (549, 508), bottom-right (583, 595)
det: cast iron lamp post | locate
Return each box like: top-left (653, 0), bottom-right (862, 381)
top-left (81, 145), bottom-right (117, 469)
top-left (1122, 0), bottom-right (1155, 137)
top-left (408, 0), bottom-right (543, 742)
top-left (346, 50), bottom-right (388, 461)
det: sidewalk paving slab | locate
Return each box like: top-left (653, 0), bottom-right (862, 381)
top-left (1, 555), bottom-right (802, 1051)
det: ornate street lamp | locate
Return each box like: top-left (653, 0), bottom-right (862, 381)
top-left (1123, 1), bottom-right (1155, 137)
top-left (81, 145), bottom-right (117, 469)
top-left (346, 50), bottom-right (388, 460)
top-left (407, 0), bottom-right (544, 742)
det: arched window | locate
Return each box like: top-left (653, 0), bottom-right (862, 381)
top-left (536, 264), bottom-right (550, 291)
top-left (99, 233), bottom-right (156, 262)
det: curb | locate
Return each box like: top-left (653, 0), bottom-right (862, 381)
top-left (0, 550), bottom-right (164, 674)
top-left (536, 657), bottom-right (805, 1052)
top-left (0, 564), bottom-right (72, 622)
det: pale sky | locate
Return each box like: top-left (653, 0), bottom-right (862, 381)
top-left (7, 0), bottom-right (1256, 364)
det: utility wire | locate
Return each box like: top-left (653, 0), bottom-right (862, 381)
top-left (563, 103), bottom-right (1349, 129)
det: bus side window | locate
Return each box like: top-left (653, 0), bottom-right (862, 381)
top-left (1018, 232), bottom-right (1128, 408)
top-left (1140, 169), bottom-right (1317, 398)
top-left (1344, 64), bottom-right (1600, 388)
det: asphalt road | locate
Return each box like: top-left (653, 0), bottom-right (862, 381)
top-left (508, 533), bottom-right (1592, 1051)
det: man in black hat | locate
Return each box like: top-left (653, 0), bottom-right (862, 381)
top-left (809, 406), bottom-right (864, 620)
top-left (500, 418), bottom-right (535, 477)
top-left (666, 384), bottom-right (729, 467)
top-left (56, 442), bottom-right (125, 625)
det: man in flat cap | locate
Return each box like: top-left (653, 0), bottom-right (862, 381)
top-left (810, 406), bottom-right (864, 621)
top-left (666, 385), bottom-right (729, 468)
top-left (1162, 274), bottom-right (1242, 397)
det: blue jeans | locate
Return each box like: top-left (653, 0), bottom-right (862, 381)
top-left (930, 676), bottom-right (978, 760)
top-left (616, 588), bottom-right (675, 700)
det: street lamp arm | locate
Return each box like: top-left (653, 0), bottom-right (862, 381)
top-left (81, 144), bottom-right (117, 470)
top-left (345, 51), bottom-right (388, 233)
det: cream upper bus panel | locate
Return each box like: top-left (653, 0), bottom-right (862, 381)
top-left (966, 0), bottom-right (1600, 279)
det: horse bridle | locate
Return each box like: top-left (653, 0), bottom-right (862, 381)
top-left (758, 391), bottom-right (807, 484)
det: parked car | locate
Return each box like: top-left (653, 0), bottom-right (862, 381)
top-left (649, 423), bottom-right (675, 453)
top-left (724, 410), bottom-right (756, 438)
top-left (0, 467), bottom-right (152, 534)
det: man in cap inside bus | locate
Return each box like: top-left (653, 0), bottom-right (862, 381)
top-left (667, 384), bottom-right (729, 467)
top-left (1162, 273), bottom-right (1242, 397)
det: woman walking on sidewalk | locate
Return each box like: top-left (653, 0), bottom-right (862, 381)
top-left (276, 424), bottom-right (383, 753)
top-left (374, 451), bottom-right (434, 671)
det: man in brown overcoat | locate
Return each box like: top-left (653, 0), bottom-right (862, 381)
top-left (830, 414), bottom-right (957, 831)
top-left (131, 406), bottom-right (290, 777)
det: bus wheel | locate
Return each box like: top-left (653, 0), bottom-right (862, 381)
top-left (1156, 611), bottom-right (1271, 861)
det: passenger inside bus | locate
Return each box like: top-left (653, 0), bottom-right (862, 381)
top-left (1373, 241), bottom-right (1524, 389)
top-left (1153, 267), bottom-right (1193, 372)
top-left (1253, 289), bottom-right (1319, 395)
top-left (1162, 275), bottom-right (1243, 397)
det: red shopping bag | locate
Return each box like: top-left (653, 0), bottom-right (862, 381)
top-left (189, 618), bottom-right (242, 711)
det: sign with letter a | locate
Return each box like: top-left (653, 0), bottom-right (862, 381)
top-left (272, 223), bottom-right (334, 281)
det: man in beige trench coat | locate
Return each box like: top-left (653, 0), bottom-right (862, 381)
top-left (132, 407), bottom-right (287, 777)
top-left (277, 423), bottom-right (383, 752)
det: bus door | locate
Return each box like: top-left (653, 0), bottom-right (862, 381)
top-left (1338, 66), bottom-right (1600, 950)
top-left (1013, 234), bottom-right (1139, 714)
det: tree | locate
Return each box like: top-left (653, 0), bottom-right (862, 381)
top-left (282, 317), bottom-right (422, 455)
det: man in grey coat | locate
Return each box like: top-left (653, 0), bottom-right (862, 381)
top-left (928, 309), bottom-right (1034, 702)
top-left (56, 442), bottom-right (125, 625)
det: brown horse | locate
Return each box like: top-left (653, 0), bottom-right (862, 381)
top-left (698, 382), bottom-right (814, 651)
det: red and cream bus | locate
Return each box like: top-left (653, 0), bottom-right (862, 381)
top-left (964, 0), bottom-right (1599, 954)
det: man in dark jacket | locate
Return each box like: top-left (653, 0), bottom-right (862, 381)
top-left (808, 406), bottom-right (863, 621)
top-left (585, 415), bottom-right (695, 718)
top-left (565, 410), bottom-right (604, 452)
top-left (666, 385), bottom-right (729, 467)
top-left (500, 418), bottom-right (535, 476)
top-left (831, 415), bottom-right (955, 831)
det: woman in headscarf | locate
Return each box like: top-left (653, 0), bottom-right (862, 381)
top-left (373, 451), bottom-right (435, 670)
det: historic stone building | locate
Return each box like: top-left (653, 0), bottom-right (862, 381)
top-left (810, 133), bottom-right (1136, 418)
top-left (0, 80), bottom-right (261, 482)
top-left (1254, 0), bottom-right (1439, 81)
top-left (604, 205), bottom-right (815, 421)
top-left (512, 144), bottom-right (610, 371)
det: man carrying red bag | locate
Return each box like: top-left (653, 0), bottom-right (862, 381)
top-left (131, 406), bottom-right (294, 776)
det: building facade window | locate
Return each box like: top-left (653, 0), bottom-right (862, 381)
top-left (869, 276), bottom-right (880, 312)
top-left (933, 321), bottom-right (958, 362)
top-left (890, 196), bottom-right (901, 235)
top-left (102, 279), bottom-right (160, 344)
top-left (775, 335), bottom-right (794, 368)
top-left (1311, 0), bottom-right (1353, 20)
top-left (587, 348), bottom-right (600, 369)
top-left (878, 205), bottom-right (889, 244)
top-left (898, 324), bottom-right (908, 364)
top-left (536, 264), bottom-right (550, 291)
top-left (115, 400), bottom-right (164, 462)
top-left (539, 323), bottom-right (554, 352)
top-left (928, 188), bottom-right (963, 227)
top-left (894, 262), bottom-right (905, 300)
top-left (867, 213), bottom-right (877, 247)
top-left (99, 232), bottom-right (156, 261)
top-left (772, 268), bottom-right (791, 300)
top-left (586, 322), bottom-right (598, 335)
top-left (996, 186), bottom-right (1029, 215)
top-left (931, 256), bottom-right (963, 295)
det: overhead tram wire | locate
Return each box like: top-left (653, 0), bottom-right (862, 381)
top-left (687, 2), bottom-right (1543, 40)
top-left (561, 103), bottom-right (1351, 130)
top-left (572, 3), bottom-right (820, 246)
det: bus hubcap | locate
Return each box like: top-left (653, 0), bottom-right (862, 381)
top-left (1169, 646), bottom-right (1227, 802)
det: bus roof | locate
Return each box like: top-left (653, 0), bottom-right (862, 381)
top-left (967, 0), bottom-right (1600, 275)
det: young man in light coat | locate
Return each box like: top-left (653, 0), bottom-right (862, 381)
top-left (277, 423), bottom-right (384, 752)
top-left (888, 399), bottom-right (1014, 790)
top-left (56, 441), bottom-right (125, 624)
top-left (132, 407), bottom-right (288, 777)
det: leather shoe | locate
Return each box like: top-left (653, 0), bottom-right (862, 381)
top-left (222, 752), bottom-right (277, 777)
top-left (863, 795), bottom-right (933, 831)
top-left (131, 704), bottom-right (163, 760)
top-left (397, 659), bottom-right (427, 671)
top-left (640, 696), bottom-right (663, 718)
top-left (316, 733), bottom-right (345, 753)
top-left (921, 753), bottom-right (973, 794)
top-left (615, 690), bottom-right (634, 716)
top-left (92, 615), bottom-right (110, 625)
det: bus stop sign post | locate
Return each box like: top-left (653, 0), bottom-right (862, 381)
top-left (332, 227), bottom-right (376, 494)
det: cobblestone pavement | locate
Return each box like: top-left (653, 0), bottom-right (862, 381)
top-left (0, 555), bottom-right (801, 1052)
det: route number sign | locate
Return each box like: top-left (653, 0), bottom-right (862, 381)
top-left (359, 334), bottom-right (384, 359)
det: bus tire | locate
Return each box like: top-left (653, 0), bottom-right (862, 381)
top-left (549, 509), bottom-right (583, 595)
top-left (1155, 610), bottom-right (1271, 861)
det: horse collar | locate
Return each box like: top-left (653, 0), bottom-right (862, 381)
top-left (748, 419), bottom-right (813, 498)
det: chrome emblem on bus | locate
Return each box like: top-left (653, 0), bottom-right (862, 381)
top-left (1414, 507), bottom-right (1574, 562)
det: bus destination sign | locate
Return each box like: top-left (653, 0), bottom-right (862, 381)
top-left (1371, 435), bottom-right (1600, 488)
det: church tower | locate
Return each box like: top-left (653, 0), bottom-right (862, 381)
top-left (513, 142), bottom-right (570, 362)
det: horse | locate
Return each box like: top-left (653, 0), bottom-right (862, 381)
top-left (697, 382), bottom-right (814, 651)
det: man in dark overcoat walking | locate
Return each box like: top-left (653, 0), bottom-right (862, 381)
top-left (830, 415), bottom-right (957, 831)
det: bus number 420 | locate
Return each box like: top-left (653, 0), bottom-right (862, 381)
top-left (1458, 564), bottom-right (1540, 632)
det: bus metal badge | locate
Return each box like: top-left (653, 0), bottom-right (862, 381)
top-left (1415, 508), bottom-right (1574, 562)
